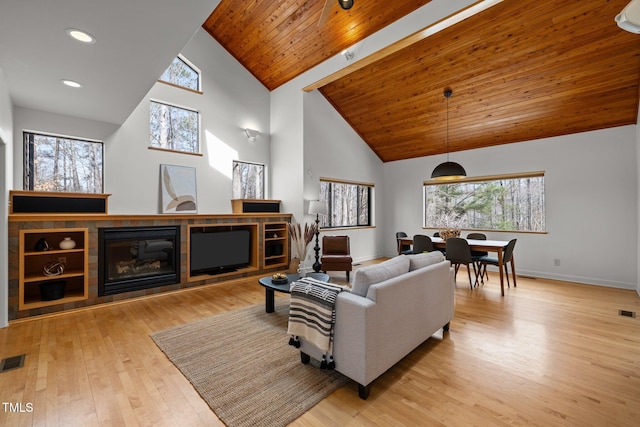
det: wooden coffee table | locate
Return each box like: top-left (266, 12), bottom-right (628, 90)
top-left (258, 272), bottom-right (329, 313)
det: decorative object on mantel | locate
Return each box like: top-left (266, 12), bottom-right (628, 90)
top-left (59, 237), bottom-right (76, 250)
top-left (288, 222), bottom-right (317, 276)
top-left (308, 200), bottom-right (328, 272)
top-left (160, 164), bottom-right (198, 214)
top-left (431, 89), bottom-right (467, 181)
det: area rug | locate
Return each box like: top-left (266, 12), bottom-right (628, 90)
top-left (150, 300), bottom-right (348, 427)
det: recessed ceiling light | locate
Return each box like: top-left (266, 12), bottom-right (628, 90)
top-left (66, 28), bottom-right (96, 44)
top-left (62, 79), bottom-right (82, 88)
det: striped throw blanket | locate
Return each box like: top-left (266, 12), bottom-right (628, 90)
top-left (287, 277), bottom-right (347, 369)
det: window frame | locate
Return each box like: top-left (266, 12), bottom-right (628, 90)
top-left (23, 130), bottom-right (104, 194)
top-left (158, 54), bottom-right (202, 93)
top-left (319, 177), bottom-right (374, 229)
top-left (149, 99), bottom-right (201, 155)
top-left (232, 160), bottom-right (266, 200)
top-left (423, 171), bottom-right (546, 233)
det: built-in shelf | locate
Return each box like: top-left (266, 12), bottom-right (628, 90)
top-left (263, 222), bottom-right (288, 269)
top-left (19, 228), bottom-right (89, 310)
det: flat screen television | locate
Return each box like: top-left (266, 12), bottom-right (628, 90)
top-left (190, 229), bottom-right (251, 275)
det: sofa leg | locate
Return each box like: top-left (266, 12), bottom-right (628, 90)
top-left (443, 322), bottom-right (450, 332)
top-left (300, 352), bottom-right (310, 365)
top-left (346, 271), bottom-right (350, 281)
top-left (358, 383), bottom-right (371, 400)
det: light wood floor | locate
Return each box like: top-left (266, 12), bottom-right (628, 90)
top-left (1, 262), bottom-right (639, 426)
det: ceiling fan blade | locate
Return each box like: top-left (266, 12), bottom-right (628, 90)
top-left (317, 0), bottom-right (333, 27)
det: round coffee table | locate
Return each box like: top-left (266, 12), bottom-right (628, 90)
top-left (258, 272), bottom-right (330, 313)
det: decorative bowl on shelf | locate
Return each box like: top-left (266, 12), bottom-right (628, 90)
top-left (271, 272), bottom-right (288, 284)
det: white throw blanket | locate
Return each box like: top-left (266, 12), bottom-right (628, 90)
top-left (287, 277), bottom-right (347, 369)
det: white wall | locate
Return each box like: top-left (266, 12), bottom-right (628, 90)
top-left (105, 29), bottom-right (271, 214)
top-left (0, 68), bottom-right (13, 327)
top-left (385, 126), bottom-right (638, 289)
top-left (302, 90), bottom-right (385, 264)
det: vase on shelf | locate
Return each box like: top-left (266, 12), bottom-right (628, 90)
top-left (59, 237), bottom-right (76, 250)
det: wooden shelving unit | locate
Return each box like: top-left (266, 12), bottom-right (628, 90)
top-left (263, 222), bottom-right (289, 269)
top-left (19, 228), bottom-right (89, 310)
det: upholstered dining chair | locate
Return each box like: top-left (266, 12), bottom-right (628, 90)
top-left (467, 232), bottom-right (489, 283)
top-left (412, 234), bottom-right (434, 253)
top-left (478, 239), bottom-right (517, 288)
top-left (321, 235), bottom-right (353, 280)
top-left (396, 231), bottom-right (413, 255)
top-left (445, 237), bottom-right (480, 289)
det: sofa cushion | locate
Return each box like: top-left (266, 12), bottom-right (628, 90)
top-left (351, 255), bottom-right (410, 297)
top-left (408, 251), bottom-right (445, 271)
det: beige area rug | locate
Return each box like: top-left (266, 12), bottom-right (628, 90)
top-left (150, 300), bottom-right (348, 427)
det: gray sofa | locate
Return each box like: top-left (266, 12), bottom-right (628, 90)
top-left (296, 252), bottom-right (455, 399)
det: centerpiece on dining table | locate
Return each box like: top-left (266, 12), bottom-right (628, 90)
top-left (435, 211), bottom-right (462, 240)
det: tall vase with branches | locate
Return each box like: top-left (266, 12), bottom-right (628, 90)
top-left (288, 222), bottom-right (317, 275)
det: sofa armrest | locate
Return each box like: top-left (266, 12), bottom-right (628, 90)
top-left (298, 291), bottom-right (377, 385)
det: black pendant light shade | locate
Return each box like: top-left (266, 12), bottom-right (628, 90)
top-left (431, 161), bottom-right (467, 180)
top-left (338, 0), bottom-right (354, 10)
top-left (431, 89), bottom-right (467, 180)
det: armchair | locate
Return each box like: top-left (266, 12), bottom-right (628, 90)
top-left (321, 236), bottom-right (353, 280)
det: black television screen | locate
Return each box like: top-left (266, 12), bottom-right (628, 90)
top-left (190, 229), bottom-right (251, 275)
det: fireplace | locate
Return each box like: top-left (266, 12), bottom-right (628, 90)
top-left (98, 226), bottom-right (180, 296)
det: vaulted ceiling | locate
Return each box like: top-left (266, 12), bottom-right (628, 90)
top-left (205, 0), bottom-right (640, 162)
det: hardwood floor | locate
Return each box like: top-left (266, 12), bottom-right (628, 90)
top-left (1, 263), bottom-right (639, 426)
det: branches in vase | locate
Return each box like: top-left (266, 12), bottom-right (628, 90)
top-left (288, 222), bottom-right (317, 261)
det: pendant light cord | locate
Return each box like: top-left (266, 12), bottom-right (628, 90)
top-left (444, 89), bottom-right (452, 162)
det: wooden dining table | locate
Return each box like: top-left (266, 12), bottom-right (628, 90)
top-left (397, 236), bottom-right (515, 296)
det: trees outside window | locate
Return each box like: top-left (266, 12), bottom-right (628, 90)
top-left (232, 161), bottom-right (265, 199)
top-left (24, 132), bottom-right (103, 193)
top-left (149, 101), bottom-right (199, 153)
top-left (424, 172), bottom-right (545, 232)
top-left (319, 179), bottom-right (373, 228)
top-left (159, 55), bottom-right (200, 91)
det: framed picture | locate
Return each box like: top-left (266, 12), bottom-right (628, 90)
top-left (160, 164), bottom-right (197, 214)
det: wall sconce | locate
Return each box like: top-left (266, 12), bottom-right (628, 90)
top-left (244, 128), bottom-right (259, 142)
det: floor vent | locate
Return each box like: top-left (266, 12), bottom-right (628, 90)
top-left (619, 310), bottom-right (636, 318)
top-left (0, 354), bottom-right (25, 373)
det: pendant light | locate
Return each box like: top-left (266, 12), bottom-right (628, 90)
top-left (431, 89), bottom-right (467, 180)
top-left (338, 0), bottom-right (354, 10)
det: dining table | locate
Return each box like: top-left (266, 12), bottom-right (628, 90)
top-left (396, 236), bottom-right (515, 296)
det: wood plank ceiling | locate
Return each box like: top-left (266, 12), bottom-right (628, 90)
top-left (204, 0), bottom-right (640, 162)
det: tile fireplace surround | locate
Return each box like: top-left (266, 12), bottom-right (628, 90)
top-left (8, 213), bottom-right (291, 320)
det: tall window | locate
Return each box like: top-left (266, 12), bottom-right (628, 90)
top-left (24, 132), bottom-right (103, 193)
top-left (232, 161), bottom-right (265, 199)
top-left (159, 55), bottom-right (200, 91)
top-left (149, 101), bottom-right (199, 153)
top-left (319, 178), bottom-right (373, 228)
top-left (423, 172), bottom-right (545, 232)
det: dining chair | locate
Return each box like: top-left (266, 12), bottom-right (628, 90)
top-left (396, 231), bottom-right (413, 255)
top-left (478, 239), bottom-right (517, 288)
top-left (445, 237), bottom-right (480, 289)
top-left (467, 232), bottom-right (489, 283)
top-left (411, 234), bottom-right (434, 253)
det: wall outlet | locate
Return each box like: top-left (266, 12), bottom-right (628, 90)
top-left (553, 258), bottom-right (561, 266)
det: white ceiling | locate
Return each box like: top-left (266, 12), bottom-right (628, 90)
top-left (0, 0), bottom-right (219, 125)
